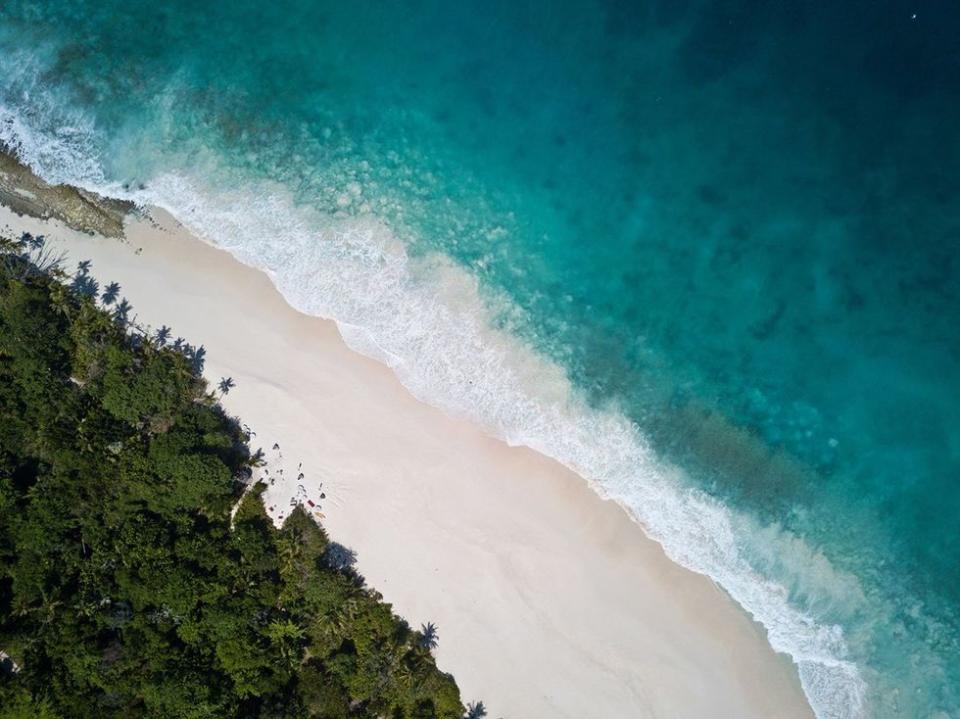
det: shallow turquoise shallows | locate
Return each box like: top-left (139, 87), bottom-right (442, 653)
top-left (1, 2), bottom-right (958, 716)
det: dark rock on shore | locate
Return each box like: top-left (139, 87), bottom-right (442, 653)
top-left (0, 146), bottom-right (133, 238)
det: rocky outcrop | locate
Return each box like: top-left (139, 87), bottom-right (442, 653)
top-left (0, 147), bottom-right (132, 238)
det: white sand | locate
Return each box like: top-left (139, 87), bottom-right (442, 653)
top-left (1, 205), bottom-right (814, 719)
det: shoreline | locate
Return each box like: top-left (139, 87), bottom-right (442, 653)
top-left (0, 198), bottom-right (814, 717)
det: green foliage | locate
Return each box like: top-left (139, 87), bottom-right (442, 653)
top-left (0, 239), bottom-right (464, 719)
top-left (0, 687), bottom-right (62, 719)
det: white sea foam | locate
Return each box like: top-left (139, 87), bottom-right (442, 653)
top-left (0, 50), bottom-right (106, 189)
top-left (0, 78), bottom-right (868, 719)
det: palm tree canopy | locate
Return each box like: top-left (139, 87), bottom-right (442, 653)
top-left (101, 281), bottom-right (121, 305)
top-left (114, 299), bottom-right (131, 325)
top-left (465, 701), bottom-right (487, 719)
top-left (20, 232), bottom-right (45, 250)
top-left (420, 622), bottom-right (439, 650)
top-left (323, 542), bottom-right (357, 571)
top-left (191, 347), bottom-right (206, 373)
top-left (72, 274), bottom-right (99, 299)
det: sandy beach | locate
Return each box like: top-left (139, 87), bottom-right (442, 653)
top-left (0, 203), bottom-right (814, 718)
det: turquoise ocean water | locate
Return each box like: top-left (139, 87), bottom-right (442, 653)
top-left (1, 2), bottom-right (958, 716)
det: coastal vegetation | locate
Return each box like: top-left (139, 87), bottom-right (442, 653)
top-left (0, 232), bottom-right (465, 718)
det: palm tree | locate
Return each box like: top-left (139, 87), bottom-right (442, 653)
top-left (31, 245), bottom-right (66, 276)
top-left (248, 448), bottom-right (266, 467)
top-left (465, 701), bottom-right (487, 719)
top-left (320, 603), bottom-right (354, 641)
top-left (8, 233), bottom-right (62, 277)
top-left (155, 325), bottom-right (171, 346)
top-left (419, 622), bottom-right (439, 651)
top-left (72, 274), bottom-right (99, 298)
top-left (71, 261), bottom-right (98, 298)
top-left (277, 532), bottom-right (304, 578)
top-left (101, 281), bottom-right (121, 305)
top-left (113, 299), bottom-right (131, 326)
top-left (323, 542), bottom-right (357, 571)
top-left (191, 345), bottom-right (206, 373)
top-left (19, 232), bottom-right (44, 250)
top-left (264, 619), bottom-right (306, 669)
top-left (218, 377), bottom-right (235, 395)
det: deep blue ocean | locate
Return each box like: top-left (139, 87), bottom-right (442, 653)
top-left (1, 2), bottom-right (958, 716)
